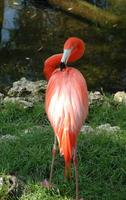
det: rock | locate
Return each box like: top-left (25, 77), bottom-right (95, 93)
top-left (7, 77), bottom-right (47, 102)
top-left (96, 123), bottom-right (120, 133)
top-left (80, 125), bottom-right (94, 134)
top-left (24, 126), bottom-right (42, 134)
top-left (2, 77), bottom-right (47, 108)
top-left (114, 91), bottom-right (126, 104)
top-left (0, 92), bottom-right (4, 102)
top-left (0, 177), bottom-right (3, 186)
top-left (0, 134), bottom-right (18, 141)
top-left (108, 126), bottom-right (121, 133)
top-left (80, 124), bottom-right (121, 135)
top-left (0, 174), bottom-right (24, 199)
top-left (96, 123), bottom-right (111, 130)
top-left (3, 97), bottom-right (33, 109)
top-left (89, 91), bottom-right (103, 105)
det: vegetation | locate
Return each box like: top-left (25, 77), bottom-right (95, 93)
top-left (0, 96), bottom-right (126, 200)
top-left (48, 0), bottom-right (121, 27)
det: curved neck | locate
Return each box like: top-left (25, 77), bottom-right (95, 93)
top-left (43, 53), bottom-right (62, 81)
top-left (43, 38), bottom-right (85, 80)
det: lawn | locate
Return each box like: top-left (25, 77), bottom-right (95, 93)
top-left (0, 96), bottom-right (126, 200)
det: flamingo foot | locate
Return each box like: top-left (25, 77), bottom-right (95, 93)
top-left (41, 179), bottom-right (54, 189)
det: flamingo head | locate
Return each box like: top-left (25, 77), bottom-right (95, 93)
top-left (60, 37), bottom-right (85, 70)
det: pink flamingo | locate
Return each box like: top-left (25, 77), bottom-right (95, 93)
top-left (43, 37), bottom-right (88, 200)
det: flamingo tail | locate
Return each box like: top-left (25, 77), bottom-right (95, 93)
top-left (58, 130), bottom-right (77, 179)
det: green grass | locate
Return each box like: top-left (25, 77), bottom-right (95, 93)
top-left (0, 97), bottom-right (126, 200)
top-left (88, 95), bottom-right (126, 129)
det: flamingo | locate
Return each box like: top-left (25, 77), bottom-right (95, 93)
top-left (43, 37), bottom-right (88, 200)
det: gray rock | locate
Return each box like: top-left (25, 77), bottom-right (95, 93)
top-left (24, 126), bottom-right (43, 135)
top-left (0, 134), bottom-right (18, 141)
top-left (89, 91), bottom-right (103, 105)
top-left (96, 123), bottom-right (120, 133)
top-left (0, 174), bottom-right (24, 198)
top-left (7, 77), bottom-right (47, 102)
top-left (3, 77), bottom-right (47, 108)
top-left (80, 124), bottom-right (121, 135)
top-left (0, 177), bottom-right (3, 186)
top-left (108, 126), bottom-right (121, 133)
top-left (114, 91), bottom-right (126, 104)
top-left (4, 96), bottom-right (20, 103)
top-left (0, 92), bottom-right (4, 102)
top-left (3, 97), bottom-right (33, 109)
top-left (80, 125), bottom-right (94, 134)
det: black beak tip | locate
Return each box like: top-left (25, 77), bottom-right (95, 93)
top-left (60, 62), bottom-right (66, 71)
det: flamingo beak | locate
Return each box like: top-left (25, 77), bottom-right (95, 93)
top-left (60, 49), bottom-right (72, 70)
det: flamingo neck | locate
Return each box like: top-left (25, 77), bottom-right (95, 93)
top-left (43, 53), bottom-right (62, 81)
top-left (43, 38), bottom-right (85, 80)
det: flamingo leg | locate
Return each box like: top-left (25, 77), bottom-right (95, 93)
top-left (73, 147), bottom-right (79, 200)
top-left (49, 136), bottom-right (57, 184)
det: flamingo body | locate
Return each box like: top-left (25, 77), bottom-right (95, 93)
top-left (43, 37), bottom-right (88, 199)
top-left (46, 67), bottom-right (88, 167)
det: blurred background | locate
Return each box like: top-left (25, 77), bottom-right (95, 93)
top-left (0, 0), bottom-right (126, 93)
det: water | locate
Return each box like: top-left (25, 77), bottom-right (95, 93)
top-left (0, 0), bottom-right (126, 93)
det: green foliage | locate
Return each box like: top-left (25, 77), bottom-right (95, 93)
top-left (0, 99), bottom-right (126, 199)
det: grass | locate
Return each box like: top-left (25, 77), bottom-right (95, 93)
top-left (0, 97), bottom-right (126, 200)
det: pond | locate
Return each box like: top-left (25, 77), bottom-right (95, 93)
top-left (0, 0), bottom-right (126, 93)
